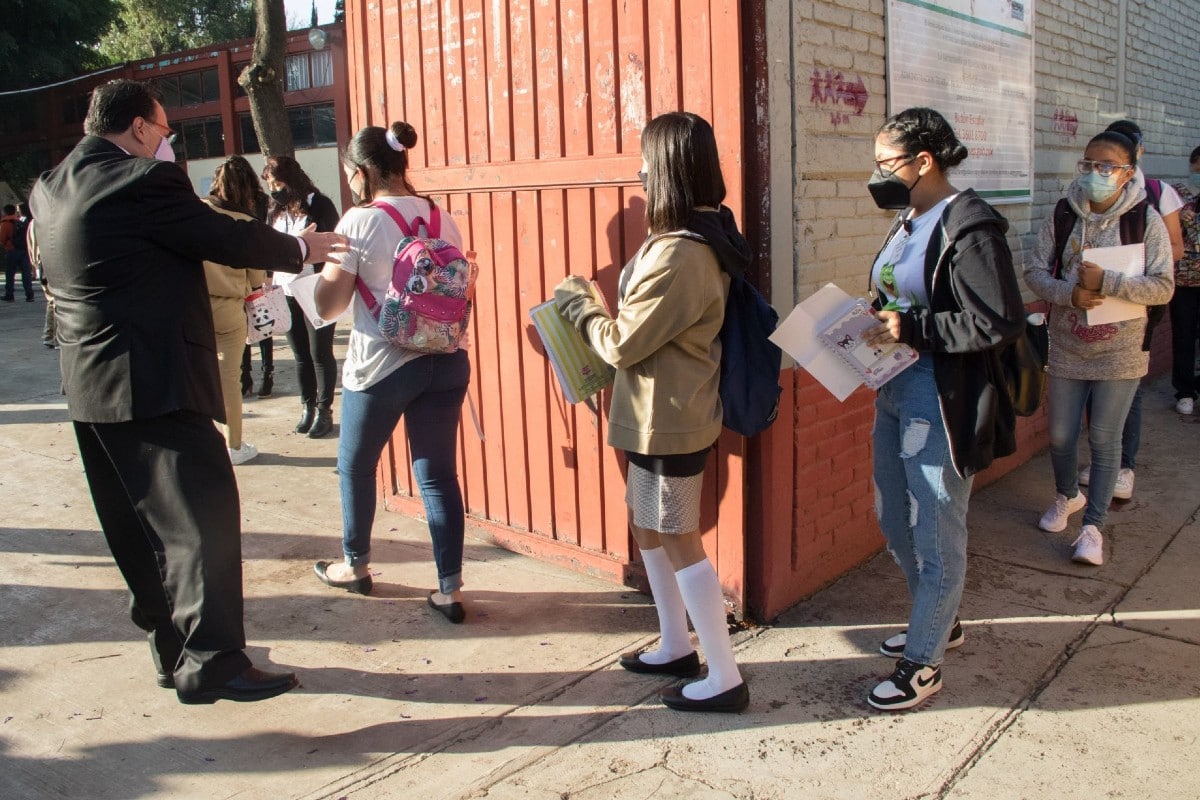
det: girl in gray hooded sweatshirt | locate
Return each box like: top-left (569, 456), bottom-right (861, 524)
top-left (1025, 130), bottom-right (1174, 566)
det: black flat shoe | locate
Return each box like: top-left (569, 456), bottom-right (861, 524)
top-left (660, 681), bottom-right (749, 713)
top-left (314, 560), bottom-right (373, 595)
top-left (177, 666), bottom-right (299, 705)
top-left (427, 591), bottom-right (465, 623)
top-left (618, 650), bottom-right (701, 677)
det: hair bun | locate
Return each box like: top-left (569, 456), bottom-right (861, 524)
top-left (391, 121), bottom-right (419, 150)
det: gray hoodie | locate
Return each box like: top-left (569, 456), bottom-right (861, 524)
top-left (1025, 180), bottom-right (1174, 380)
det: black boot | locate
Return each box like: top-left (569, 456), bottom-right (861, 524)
top-left (258, 368), bottom-right (274, 398)
top-left (307, 406), bottom-right (333, 439)
top-left (240, 347), bottom-right (254, 397)
top-left (295, 403), bottom-right (316, 434)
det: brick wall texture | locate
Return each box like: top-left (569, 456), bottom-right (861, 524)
top-left (758, 0), bottom-right (1200, 617)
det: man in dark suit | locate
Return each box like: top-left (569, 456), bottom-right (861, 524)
top-left (29, 79), bottom-right (347, 704)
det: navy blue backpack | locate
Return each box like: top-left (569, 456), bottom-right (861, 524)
top-left (719, 271), bottom-right (783, 436)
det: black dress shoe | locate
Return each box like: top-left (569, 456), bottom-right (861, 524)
top-left (156, 671), bottom-right (175, 689)
top-left (314, 561), bottom-right (373, 595)
top-left (177, 666), bottom-right (298, 705)
top-left (660, 681), bottom-right (749, 713)
top-left (427, 591), bottom-right (465, 623)
top-left (618, 650), bottom-right (701, 677)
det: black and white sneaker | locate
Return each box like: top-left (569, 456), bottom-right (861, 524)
top-left (879, 617), bottom-right (964, 657)
top-left (868, 658), bottom-right (942, 710)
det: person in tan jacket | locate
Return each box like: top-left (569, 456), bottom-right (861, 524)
top-left (555, 112), bottom-right (748, 713)
top-left (203, 156), bottom-right (269, 465)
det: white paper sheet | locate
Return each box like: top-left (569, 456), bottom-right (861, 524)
top-left (287, 272), bottom-right (347, 329)
top-left (1082, 244), bottom-right (1148, 326)
top-left (769, 283), bottom-right (864, 401)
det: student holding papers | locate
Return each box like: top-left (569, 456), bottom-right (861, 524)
top-left (1024, 130), bottom-right (1173, 567)
top-left (861, 108), bottom-right (1024, 711)
top-left (554, 112), bottom-right (748, 713)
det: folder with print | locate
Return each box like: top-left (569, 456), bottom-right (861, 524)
top-left (529, 284), bottom-right (615, 404)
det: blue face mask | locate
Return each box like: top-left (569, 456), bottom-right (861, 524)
top-left (1079, 172), bottom-right (1123, 204)
top-left (1190, 173), bottom-right (1200, 189)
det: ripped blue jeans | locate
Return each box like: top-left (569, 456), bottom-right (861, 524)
top-left (872, 356), bottom-right (973, 667)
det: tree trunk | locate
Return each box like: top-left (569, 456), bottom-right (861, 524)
top-left (237, 0), bottom-right (293, 158)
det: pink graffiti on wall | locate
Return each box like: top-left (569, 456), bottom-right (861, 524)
top-left (1052, 108), bottom-right (1079, 140)
top-left (810, 68), bottom-right (869, 115)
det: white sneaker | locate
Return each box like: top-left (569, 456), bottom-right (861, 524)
top-left (1072, 524), bottom-right (1104, 565)
top-left (1113, 468), bottom-right (1134, 501)
top-left (1077, 465), bottom-right (1090, 487)
top-left (1039, 492), bottom-right (1087, 532)
top-left (1176, 397), bottom-right (1194, 415)
top-left (228, 442), bottom-right (259, 465)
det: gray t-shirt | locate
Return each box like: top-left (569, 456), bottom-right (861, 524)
top-left (334, 196), bottom-right (465, 391)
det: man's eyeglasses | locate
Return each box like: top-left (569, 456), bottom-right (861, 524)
top-left (145, 119), bottom-right (177, 145)
top-left (1077, 160), bottom-right (1131, 178)
top-left (874, 154), bottom-right (916, 177)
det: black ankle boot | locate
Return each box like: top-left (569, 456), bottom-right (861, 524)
top-left (257, 368), bottom-right (274, 399)
top-left (307, 407), bottom-right (333, 438)
top-left (295, 403), bottom-right (316, 434)
top-left (241, 369), bottom-right (254, 398)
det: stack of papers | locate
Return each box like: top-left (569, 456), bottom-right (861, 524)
top-left (769, 283), bottom-right (917, 401)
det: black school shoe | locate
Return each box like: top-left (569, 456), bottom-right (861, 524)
top-left (618, 650), bottom-right (701, 677)
top-left (660, 681), bottom-right (749, 713)
top-left (867, 657), bottom-right (941, 711)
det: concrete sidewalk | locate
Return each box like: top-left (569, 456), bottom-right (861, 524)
top-left (2, 293), bottom-right (1198, 800)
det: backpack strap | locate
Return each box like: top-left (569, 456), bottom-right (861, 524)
top-left (370, 199), bottom-right (416, 237)
top-left (1051, 197), bottom-right (1076, 279)
top-left (1145, 178), bottom-right (1162, 212)
top-left (1118, 199), bottom-right (1150, 245)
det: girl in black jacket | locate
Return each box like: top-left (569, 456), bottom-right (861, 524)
top-left (863, 108), bottom-right (1024, 711)
top-left (263, 155), bottom-right (341, 437)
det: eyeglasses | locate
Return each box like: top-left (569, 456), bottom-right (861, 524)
top-left (1077, 159), bottom-right (1131, 178)
top-left (874, 154), bottom-right (916, 178)
top-left (145, 118), bottom-right (177, 145)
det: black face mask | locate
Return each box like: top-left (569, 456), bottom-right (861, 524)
top-left (867, 167), bottom-right (922, 210)
top-left (269, 188), bottom-right (290, 205)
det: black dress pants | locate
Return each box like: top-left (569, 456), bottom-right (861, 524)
top-left (73, 411), bottom-right (252, 693)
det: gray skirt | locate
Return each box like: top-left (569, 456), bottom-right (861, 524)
top-left (625, 461), bottom-right (704, 534)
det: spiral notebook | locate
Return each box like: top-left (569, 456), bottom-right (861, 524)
top-left (1082, 244), bottom-right (1148, 326)
top-left (815, 299), bottom-right (918, 389)
top-left (529, 283), bottom-right (615, 404)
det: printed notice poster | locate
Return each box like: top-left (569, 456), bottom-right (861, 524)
top-left (886, 0), bottom-right (1034, 203)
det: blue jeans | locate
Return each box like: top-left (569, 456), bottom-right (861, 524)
top-left (337, 350), bottom-right (470, 594)
top-left (1049, 376), bottom-right (1139, 530)
top-left (873, 357), bottom-right (972, 667)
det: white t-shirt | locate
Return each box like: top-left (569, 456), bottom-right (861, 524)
top-left (334, 196), bottom-right (465, 391)
top-left (870, 196), bottom-right (954, 311)
top-left (271, 192), bottom-right (317, 293)
top-left (1134, 168), bottom-right (1184, 216)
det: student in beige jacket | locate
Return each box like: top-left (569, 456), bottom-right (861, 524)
top-left (203, 156), bottom-right (269, 465)
top-left (555, 112), bottom-right (748, 713)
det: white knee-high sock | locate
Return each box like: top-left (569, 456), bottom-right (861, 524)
top-left (675, 559), bottom-right (743, 699)
top-left (637, 546), bottom-right (693, 664)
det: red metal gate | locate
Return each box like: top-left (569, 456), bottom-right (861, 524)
top-left (343, 0), bottom-right (749, 608)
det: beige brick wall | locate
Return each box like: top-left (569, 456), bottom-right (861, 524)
top-left (768, 0), bottom-right (1200, 307)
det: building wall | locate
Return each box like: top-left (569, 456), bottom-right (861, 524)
top-left (186, 147), bottom-right (345, 215)
top-left (753, 0), bottom-right (1200, 619)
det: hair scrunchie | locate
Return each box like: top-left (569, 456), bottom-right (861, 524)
top-left (385, 128), bottom-right (406, 152)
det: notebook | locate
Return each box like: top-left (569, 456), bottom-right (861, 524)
top-left (529, 283), bottom-right (615, 404)
top-left (1082, 244), bottom-right (1147, 326)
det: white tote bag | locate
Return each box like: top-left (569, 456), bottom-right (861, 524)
top-left (244, 286), bottom-right (292, 344)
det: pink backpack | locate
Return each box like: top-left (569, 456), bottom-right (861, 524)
top-left (356, 200), bottom-right (477, 354)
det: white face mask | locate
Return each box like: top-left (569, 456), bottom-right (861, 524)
top-left (153, 134), bottom-right (176, 163)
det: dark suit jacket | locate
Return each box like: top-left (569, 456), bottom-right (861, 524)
top-left (31, 136), bottom-right (308, 424)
